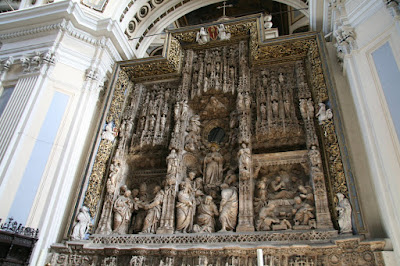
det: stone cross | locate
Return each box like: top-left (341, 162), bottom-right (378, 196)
top-left (217, 1), bottom-right (233, 17)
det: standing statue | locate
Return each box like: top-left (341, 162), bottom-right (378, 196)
top-left (113, 187), bottom-right (133, 234)
top-left (203, 145), bottom-right (224, 186)
top-left (309, 145), bottom-right (322, 168)
top-left (167, 149), bottom-right (179, 176)
top-left (193, 196), bottom-right (219, 233)
top-left (70, 206), bottom-right (91, 240)
top-left (238, 143), bottom-right (251, 176)
top-left (336, 193), bottom-right (352, 234)
top-left (141, 186), bottom-right (164, 234)
top-left (175, 182), bottom-right (194, 233)
top-left (218, 183), bottom-right (238, 232)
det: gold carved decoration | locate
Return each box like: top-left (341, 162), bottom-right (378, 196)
top-left (121, 35), bottom-right (182, 82)
top-left (83, 70), bottom-right (131, 217)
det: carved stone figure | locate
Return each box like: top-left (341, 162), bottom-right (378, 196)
top-left (203, 145), bottom-right (224, 186)
top-left (109, 160), bottom-right (121, 186)
top-left (218, 24), bottom-right (231, 40)
top-left (307, 99), bottom-right (314, 119)
top-left (238, 143), bottom-right (251, 180)
top-left (336, 193), bottom-right (352, 234)
top-left (196, 27), bottom-right (209, 45)
top-left (269, 176), bottom-right (293, 199)
top-left (316, 102), bottom-right (333, 124)
top-left (102, 122), bottom-right (116, 141)
top-left (256, 203), bottom-right (279, 231)
top-left (264, 13), bottom-right (273, 29)
top-left (113, 187), bottom-right (133, 234)
top-left (132, 183), bottom-right (148, 233)
top-left (175, 182), bottom-right (194, 233)
top-left (309, 145), bottom-right (322, 168)
top-left (219, 183), bottom-right (238, 232)
top-left (193, 196), bottom-right (219, 233)
top-left (141, 186), bottom-right (164, 234)
top-left (292, 196), bottom-right (314, 226)
top-left (167, 149), bottom-right (179, 176)
top-left (71, 206), bottom-right (91, 240)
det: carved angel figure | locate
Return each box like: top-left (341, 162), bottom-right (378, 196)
top-left (196, 27), bottom-right (209, 45)
top-left (102, 122), bottom-right (116, 141)
top-left (71, 206), bottom-right (91, 240)
top-left (316, 102), bottom-right (333, 125)
top-left (218, 24), bottom-right (231, 40)
top-left (336, 193), bottom-right (352, 234)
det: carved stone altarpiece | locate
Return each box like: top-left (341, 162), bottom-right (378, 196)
top-left (51, 14), bottom-right (383, 265)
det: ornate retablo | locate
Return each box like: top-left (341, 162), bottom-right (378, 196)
top-left (51, 14), bottom-right (383, 266)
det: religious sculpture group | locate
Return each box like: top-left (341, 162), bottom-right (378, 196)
top-left (70, 40), bottom-right (353, 238)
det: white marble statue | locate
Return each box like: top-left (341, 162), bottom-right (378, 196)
top-left (196, 27), bottom-right (209, 45)
top-left (316, 103), bottom-right (333, 125)
top-left (175, 182), bottom-right (194, 233)
top-left (141, 186), bottom-right (164, 234)
top-left (336, 193), bottom-right (352, 234)
top-left (218, 24), bottom-right (231, 40)
top-left (264, 14), bottom-right (273, 29)
top-left (193, 195), bottom-right (219, 233)
top-left (71, 206), bottom-right (91, 240)
top-left (102, 122), bottom-right (116, 141)
top-left (113, 188), bottom-right (134, 234)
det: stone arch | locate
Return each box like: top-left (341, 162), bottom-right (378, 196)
top-left (123, 0), bottom-right (309, 57)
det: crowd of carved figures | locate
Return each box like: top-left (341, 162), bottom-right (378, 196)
top-left (73, 42), bottom-right (353, 240)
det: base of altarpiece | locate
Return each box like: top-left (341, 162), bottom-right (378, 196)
top-left (50, 231), bottom-right (386, 266)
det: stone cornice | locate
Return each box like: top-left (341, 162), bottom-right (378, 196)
top-left (0, 1), bottom-right (134, 60)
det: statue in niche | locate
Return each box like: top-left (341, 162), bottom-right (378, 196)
top-left (113, 186), bottom-right (134, 234)
top-left (336, 193), bottom-right (352, 234)
top-left (307, 99), bottom-right (314, 119)
top-left (243, 91), bottom-right (251, 110)
top-left (278, 72), bottom-right (284, 83)
top-left (238, 143), bottom-right (251, 179)
top-left (269, 176), bottom-right (293, 199)
top-left (256, 203), bottom-right (279, 231)
top-left (71, 206), bottom-right (91, 240)
top-left (272, 100), bottom-right (279, 118)
top-left (141, 186), bottom-right (164, 234)
top-left (299, 99), bottom-right (307, 119)
top-left (284, 99), bottom-right (290, 118)
top-left (109, 160), bottom-right (121, 186)
top-left (203, 144), bottom-right (224, 187)
top-left (193, 196), bottom-right (219, 233)
top-left (309, 145), bottom-right (322, 168)
top-left (260, 102), bottom-right (267, 121)
top-left (167, 149), bottom-right (179, 176)
top-left (292, 196), bottom-right (315, 226)
top-left (160, 114), bottom-right (167, 135)
top-left (132, 183), bottom-right (148, 233)
top-left (128, 189), bottom-right (140, 233)
top-left (218, 182), bottom-right (238, 232)
top-left (175, 182), bottom-right (194, 233)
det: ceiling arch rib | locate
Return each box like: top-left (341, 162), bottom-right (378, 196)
top-left (126, 0), bottom-right (309, 58)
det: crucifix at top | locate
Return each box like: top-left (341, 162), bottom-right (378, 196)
top-left (217, 1), bottom-right (233, 18)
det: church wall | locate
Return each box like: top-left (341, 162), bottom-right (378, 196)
top-left (0, 2), bottom-right (134, 265)
top-left (329, 0), bottom-right (400, 262)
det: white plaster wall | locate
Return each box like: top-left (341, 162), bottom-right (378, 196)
top-left (339, 1), bottom-right (400, 262)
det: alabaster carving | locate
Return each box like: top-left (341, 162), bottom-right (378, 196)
top-left (70, 206), bottom-right (91, 240)
top-left (175, 182), bottom-right (194, 233)
top-left (218, 24), bottom-right (231, 40)
top-left (193, 195), bottom-right (219, 233)
top-left (102, 122), bottom-right (116, 141)
top-left (196, 27), bottom-right (209, 45)
top-left (113, 186), bottom-right (134, 234)
top-left (219, 183), bottom-right (239, 232)
top-left (292, 196), bottom-right (315, 226)
top-left (203, 145), bottom-right (224, 187)
top-left (336, 193), bottom-right (352, 234)
top-left (256, 203), bottom-right (279, 231)
top-left (141, 186), bottom-right (164, 234)
top-left (316, 102), bottom-right (333, 125)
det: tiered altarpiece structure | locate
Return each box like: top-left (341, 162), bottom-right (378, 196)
top-left (50, 15), bottom-right (385, 266)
